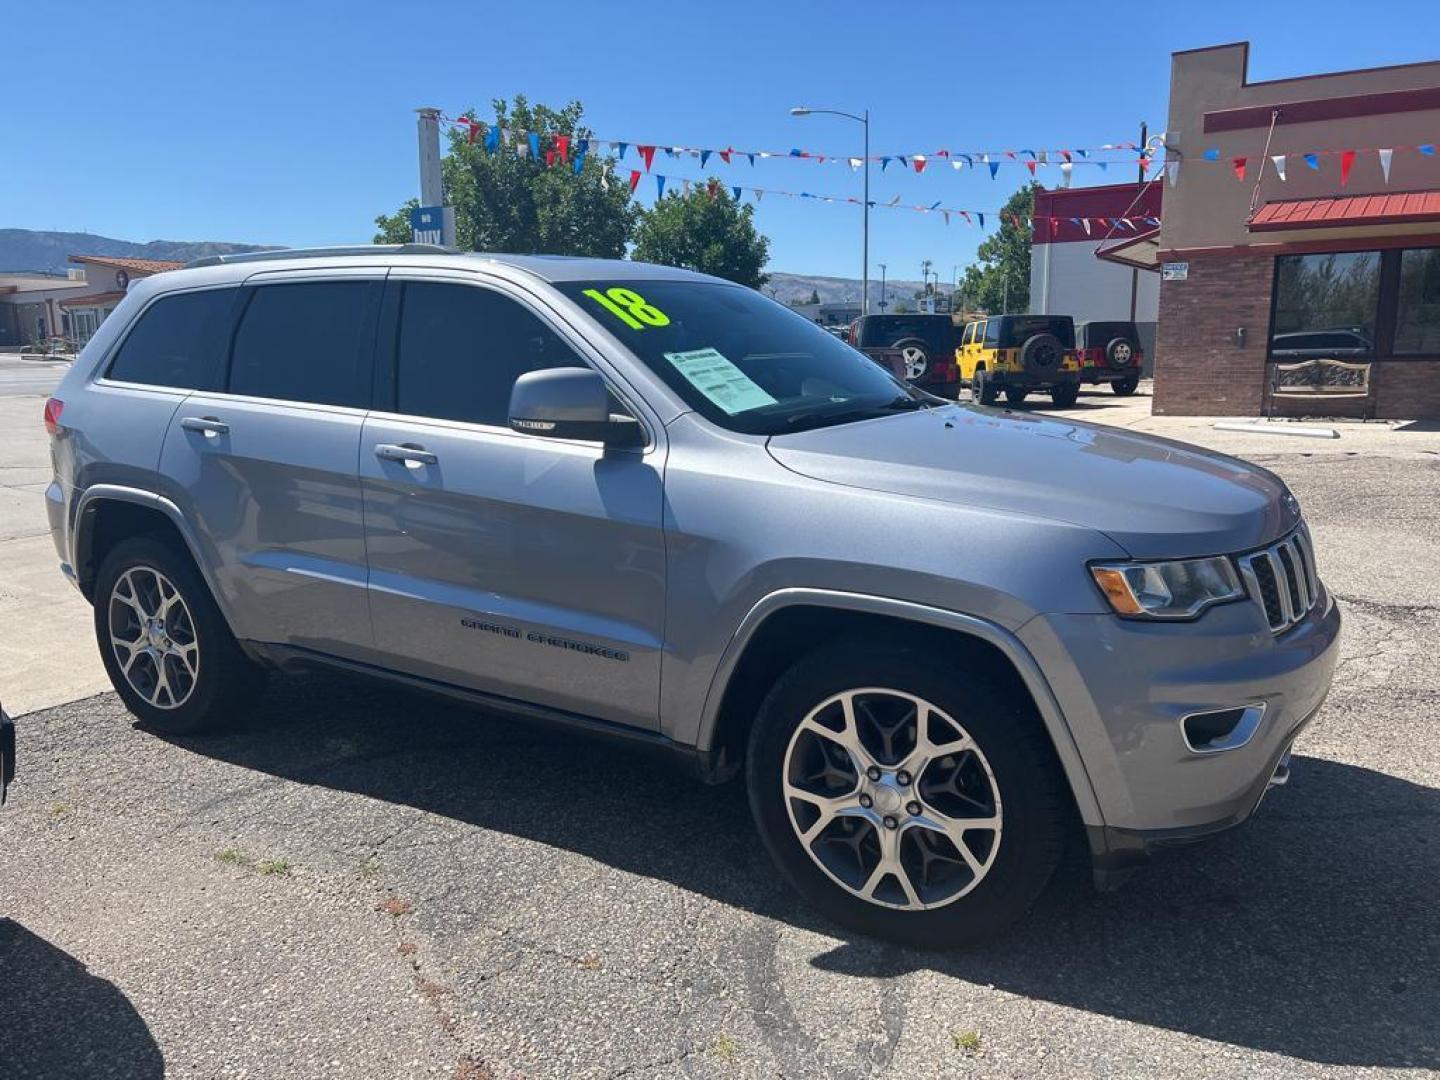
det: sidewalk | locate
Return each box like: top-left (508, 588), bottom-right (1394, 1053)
top-left (1048, 381), bottom-right (1440, 458)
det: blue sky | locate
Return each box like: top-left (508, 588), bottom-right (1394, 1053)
top-left (4, 0), bottom-right (1437, 281)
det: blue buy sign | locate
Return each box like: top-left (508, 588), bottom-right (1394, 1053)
top-left (411, 205), bottom-right (446, 244)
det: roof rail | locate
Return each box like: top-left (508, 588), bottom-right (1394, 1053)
top-left (184, 243), bottom-right (460, 269)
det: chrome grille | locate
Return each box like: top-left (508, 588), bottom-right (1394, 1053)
top-left (1237, 526), bottom-right (1320, 633)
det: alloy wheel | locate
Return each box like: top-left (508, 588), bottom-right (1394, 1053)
top-left (782, 688), bottom-right (1003, 910)
top-left (108, 566), bottom-right (200, 710)
top-left (901, 346), bottom-right (929, 380)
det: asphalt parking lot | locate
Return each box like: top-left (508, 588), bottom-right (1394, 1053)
top-left (1, 361), bottom-right (1437, 1078)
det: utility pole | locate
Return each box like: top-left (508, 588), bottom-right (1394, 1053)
top-left (415, 107), bottom-right (457, 247)
top-left (1130, 120), bottom-right (1147, 322)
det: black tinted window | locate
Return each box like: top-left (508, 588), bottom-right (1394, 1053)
top-left (107, 288), bottom-right (237, 390)
top-left (229, 282), bottom-right (377, 407)
top-left (395, 283), bottom-right (584, 426)
top-left (983, 320), bottom-right (1001, 346)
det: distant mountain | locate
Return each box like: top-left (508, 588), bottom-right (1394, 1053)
top-left (2, 228), bottom-right (928, 305)
top-left (0, 229), bottom-right (273, 275)
top-left (766, 271), bottom-right (929, 307)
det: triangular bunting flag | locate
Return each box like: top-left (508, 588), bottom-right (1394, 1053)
top-left (1379, 148), bottom-right (1393, 183)
top-left (720, 147), bottom-right (733, 164)
top-left (700, 149), bottom-right (711, 167)
top-left (732, 186), bottom-right (741, 200)
top-left (754, 188), bottom-right (763, 201)
top-left (555, 134), bottom-right (570, 161)
top-left (527, 132), bottom-right (540, 158)
top-left (988, 161), bottom-right (1000, 179)
top-left (747, 153), bottom-right (756, 166)
top-left (1420, 144), bottom-right (1437, 156)
top-left (484, 127), bottom-right (500, 154)
top-left (976, 213), bottom-right (985, 228)
top-left (943, 211), bottom-right (950, 225)
top-left (1232, 157), bottom-right (1247, 181)
top-left (1203, 147), bottom-right (1220, 161)
top-left (628, 170), bottom-right (641, 193)
top-left (913, 155), bottom-right (927, 173)
top-left (707, 179), bottom-right (719, 200)
top-left (1060, 161), bottom-right (1073, 188)
top-left (1081, 218), bottom-right (1092, 236)
top-left (1340, 149), bottom-right (1356, 186)
top-left (951, 160), bottom-right (963, 171)
top-left (544, 149), bottom-right (556, 168)
top-left (887, 194), bottom-right (901, 207)
top-left (1304, 152), bottom-right (1319, 170)
top-left (1271, 154), bottom-right (1286, 182)
top-left (638, 145), bottom-right (656, 171)
top-left (656, 175), bottom-right (667, 197)
top-left (1025, 161), bottom-right (1036, 175)
top-left (848, 157), bottom-right (862, 170)
top-left (616, 142), bottom-right (629, 160)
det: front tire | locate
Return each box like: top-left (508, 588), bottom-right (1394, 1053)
top-left (746, 641), bottom-right (1068, 947)
top-left (1004, 387), bottom-right (1030, 406)
top-left (94, 536), bottom-right (263, 735)
top-left (1111, 374), bottom-right (1140, 396)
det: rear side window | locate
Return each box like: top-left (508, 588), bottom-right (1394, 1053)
top-left (393, 282), bottom-right (585, 426)
top-left (983, 320), bottom-right (1002, 346)
top-left (107, 288), bottom-right (237, 390)
top-left (228, 281), bottom-right (378, 407)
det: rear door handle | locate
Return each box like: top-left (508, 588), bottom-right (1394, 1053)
top-left (375, 442), bottom-right (438, 467)
top-left (180, 416), bottom-right (229, 437)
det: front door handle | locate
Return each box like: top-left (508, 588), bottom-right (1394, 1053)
top-left (375, 442), bottom-right (438, 467)
top-left (180, 416), bottom-right (229, 437)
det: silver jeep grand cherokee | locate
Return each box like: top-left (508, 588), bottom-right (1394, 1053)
top-left (45, 247), bottom-right (1339, 946)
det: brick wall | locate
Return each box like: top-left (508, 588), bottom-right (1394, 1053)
top-left (1154, 250), bottom-right (1440, 419)
top-left (1153, 253), bottom-right (1273, 415)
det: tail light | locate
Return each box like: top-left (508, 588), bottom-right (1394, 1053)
top-left (43, 397), bottom-right (64, 436)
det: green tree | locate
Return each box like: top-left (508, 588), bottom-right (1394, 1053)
top-left (958, 183), bottom-right (1037, 314)
top-left (807, 288), bottom-right (820, 305)
top-left (373, 96), bottom-right (637, 256)
top-left (631, 180), bottom-right (770, 289)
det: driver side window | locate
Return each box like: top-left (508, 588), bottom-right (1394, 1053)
top-left (394, 282), bottom-right (585, 426)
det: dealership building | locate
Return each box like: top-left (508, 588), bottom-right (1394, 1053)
top-left (1153, 42), bottom-right (1440, 418)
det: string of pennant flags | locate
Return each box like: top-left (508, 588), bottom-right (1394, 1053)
top-left (442, 114), bottom-right (1440, 191)
top-left (438, 114), bottom-right (1151, 173)
top-left (1190, 143), bottom-right (1439, 187)
top-left (596, 169), bottom-right (1160, 235)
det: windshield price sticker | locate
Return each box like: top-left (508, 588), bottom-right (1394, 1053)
top-left (663, 348), bottom-right (777, 415)
top-left (582, 286), bottom-right (671, 330)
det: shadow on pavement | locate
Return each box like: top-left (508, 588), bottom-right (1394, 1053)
top-left (178, 673), bottom-right (1436, 1070)
top-left (0, 920), bottom-right (164, 1079)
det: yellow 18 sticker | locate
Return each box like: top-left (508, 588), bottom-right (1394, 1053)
top-left (582, 287), bottom-right (671, 330)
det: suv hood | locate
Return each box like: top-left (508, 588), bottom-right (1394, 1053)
top-left (766, 405), bottom-right (1298, 559)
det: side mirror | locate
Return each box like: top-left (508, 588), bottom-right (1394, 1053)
top-left (508, 367), bottom-right (644, 448)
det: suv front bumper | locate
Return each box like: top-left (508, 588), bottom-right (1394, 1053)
top-left (1018, 590), bottom-right (1341, 885)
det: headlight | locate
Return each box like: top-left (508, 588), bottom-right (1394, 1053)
top-left (1090, 557), bottom-right (1244, 620)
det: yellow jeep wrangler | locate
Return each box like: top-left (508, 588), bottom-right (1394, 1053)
top-left (957, 314), bottom-right (1081, 408)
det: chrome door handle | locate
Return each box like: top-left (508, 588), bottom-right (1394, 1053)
top-left (375, 442), bottom-right (438, 467)
top-left (180, 416), bottom-right (229, 437)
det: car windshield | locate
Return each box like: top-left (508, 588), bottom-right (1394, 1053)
top-left (557, 280), bottom-right (929, 434)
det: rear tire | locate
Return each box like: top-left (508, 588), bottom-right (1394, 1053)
top-left (1112, 374), bottom-right (1140, 396)
top-left (746, 640), bottom-right (1068, 948)
top-left (1049, 383), bottom-right (1080, 408)
top-left (94, 536), bottom-right (264, 735)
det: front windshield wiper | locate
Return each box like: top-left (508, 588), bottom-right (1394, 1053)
top-left (781, 396), bottom-right (928, 431)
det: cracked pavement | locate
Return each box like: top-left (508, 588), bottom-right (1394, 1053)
top-left (1, 394), bottom-right (1438, 1078)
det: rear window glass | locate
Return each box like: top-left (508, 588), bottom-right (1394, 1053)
top-left (107, 288), bottom-right (238, 390)
top-left (228, 282), bottom-right (378, 407)
top-left (995, 317), bottom-right (1075, 348)
top-left (1080, 322), bottom-right (1137, 347)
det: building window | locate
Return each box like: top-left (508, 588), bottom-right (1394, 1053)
top-left (1394, 248), bottom-right (1440, 356)
top-left (1270, 246), bottom-right (1440, 359)
top-left (1270, 252), bottom-right (1380, 357)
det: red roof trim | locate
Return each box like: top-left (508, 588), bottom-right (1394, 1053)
top-left (1249, 191), bottom-right (1440, 232)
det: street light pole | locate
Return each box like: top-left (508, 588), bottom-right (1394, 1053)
top-left (792, 105), bottom-right (871, 314)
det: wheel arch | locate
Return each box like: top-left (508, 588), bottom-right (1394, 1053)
top-left (72, 486), bottom-right (229, 622)
top-left (696, 589), bottom-right (1105, 827)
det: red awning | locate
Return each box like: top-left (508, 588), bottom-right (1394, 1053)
top-left (1250, 191), bottom-right (1440, 231)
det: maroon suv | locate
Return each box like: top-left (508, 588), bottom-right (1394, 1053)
top-left (848, 313), bottom-right (963, 398)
